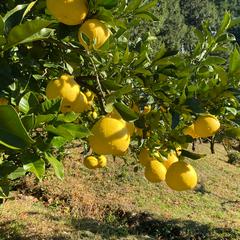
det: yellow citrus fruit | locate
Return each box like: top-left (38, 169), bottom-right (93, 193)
top-left (194, 114), bottom-right (220, 138)
top-left (83, 156), bottom-right (99, 169)
top-left (144, 160), bottom-right (167, 183)
top-left (46, 0), bottom-right (88, 25)
top-left (108, 108), bottom-right (135, 136)
top-left (165, 161), bottom-right (198, 191)
top-left (143, 105), bottom-right (151, 115)
top-left (78, 19), bottom-right (110, 50)
top-left (92, 111), bottom-right (98, 119)
top-left (46, 74), bottom-right (88, 113)
top-left (183, 124), bottom-right (198, 138)
top-left (139, 148), bottom-right (154, 167)
top-left (163, 152), bottom-right (178, 169)
top-left (85, 90), bottom-right (95, 102)
top-left (97, 155), bottom-right (107, 168)
top-left (88, 117), bottom-right (130, 156)
top-left (0, 98), bottom-right (8, 105)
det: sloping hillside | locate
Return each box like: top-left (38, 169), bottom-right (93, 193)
top-left (0, 143), bottom-right (239, 240)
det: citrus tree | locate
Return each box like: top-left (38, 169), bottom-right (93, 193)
top-left (0, 0), bottom-right (240, 197)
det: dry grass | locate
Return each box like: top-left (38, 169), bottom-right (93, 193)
top-left (0, 143), bottom-right (240, 239)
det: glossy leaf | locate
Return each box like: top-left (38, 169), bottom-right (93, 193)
top-left (114, 102), bottom-right (139, 121)
top-left (57, 112), bottom-right (80, 123)
top-left (0, 16), bottom-right (4, 35)
top-left (4, 4), bottom-right (29, 34)
top-left (224, 128), bottom-right (240, 139)
top-left (229, 46), bottom-right (240, 74)
top-left (19, 91), bottom-right (39, 114)
top-left (96, 0), bottom-right (118, 9)
top-left (46, 124), bottom-right (90, 139)
top-left (7, 167), bottom-right (26, 180)
top-left (216, 12), bottom-right (231, 37)
top-left (0, 105), bottom-right (34, 149)
top-left (41, 98), bottom-right (61, 113)
top-left (23, 158), bottom-right (45, 180)
top-left (7, 19), bottom-right (51, 47)
top-left (50, 136), bottom-right (68, 148)
top-left (44, 153), bottom-right (64, 180)
top-left (135, 0), bottom-right (157, 13)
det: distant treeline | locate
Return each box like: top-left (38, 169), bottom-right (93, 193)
top-left (135, 0), bottom-right (240, 51)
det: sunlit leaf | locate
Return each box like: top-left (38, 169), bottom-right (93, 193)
top-left (44, 153), bottom-right (64, 180)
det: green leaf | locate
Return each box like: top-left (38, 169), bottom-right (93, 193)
top-left (0, 16), bottom-right (4, 35)
top-left (0, 179), bottom-right (9, 199)
top-left (181, 150), bottom-right (206, 160)
top-left (225, 107), bottom-right (238, 116)
top-left (44, 153), bottom-right (64, 180)
top-left (102, 80), bottom-right (123, 90)
top-left (114, 102), bottom-right (139, 121)
top-left (50, 136), bottom-right (68, 148)
top-left (21, 1), bottom-right (37, 21)
top-left (135, 11), bottom-right (159, 21)
top-left (106, 85), bottom-right (133, 103)
top-left (4, 4), bottom-right (29, 34)
top-left (95, 7), bottom-right (114, 22)
top-left (134, 68), bottom-right (152, 76)
top-left (229, 46), bottom-right (240, 74)
top-left (35, 114), bottom-right (56, 126)
top-left (41, 98), bottom-right (61, 113)
top-left (125, 0), bottom-right (142, 13)
top-left (214, 65), bottom-right (228, 86)
top-left (23, 158), bottom-right (45, 180)
top-left (46, 125), bottom-right (74, 140)
top-left (21, 114), bottom-right (36, 130)
top-left (122, 45), bottom-right (130, 64)
top-left (59, 123), bottom-right (91, 138)
top-left (96, 0), bottom-right (118, 9)
top-left (229, 17), bottom-right (240, 28)
top-left (216, 12), bottom-right (231, 37)
top-left (7, 167), bottom-right (26, 180)
top-left (19, 91), bottom-right (39, 114)
top-left (201, 56), bottom-right (226, 66)
top-left (0, 35), bottom-right (6, 46)
top-left (46, 124), bottom-right (90, 139)
top-left (224, 128), bottom-right (240, 139)
top-left (7, 19), bottom-right (51, 47)
top-left (135, 0), bottom-right (157, 13)
top-left (194, 28), bottom-right (204, 43)
top-left (113, 50), bottom-right (120, 64)
top-left (56, 112), bottom-right (80, 123)
top-left (0, 105), bottom-right (34, 150)
top-left (0, 162), bottom-right (18, 179)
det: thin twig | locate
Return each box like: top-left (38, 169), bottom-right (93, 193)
top-left (75, 75), bottom-right (106, 114)
top-left (89, 56), bottom-right (105, 99)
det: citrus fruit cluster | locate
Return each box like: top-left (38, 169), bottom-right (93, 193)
top-left (183, 114), bottom-right (220, 138)
top-left (46, 74), bottom-right (94, 113)
top-left (46, 0), bottom-right (110, 50)
top-left (139, 148), bottom-right (198, 191)
top-left (84, 155), bottom-right (107, 169)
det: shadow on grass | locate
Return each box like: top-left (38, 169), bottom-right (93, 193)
top-left (0, 210), bottom-right (240, 240)
top-left (69, 210), bottom-right (240, 240)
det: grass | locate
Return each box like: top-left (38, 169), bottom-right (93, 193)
top-left (0, 143), bottom-right (240, 239)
